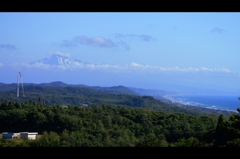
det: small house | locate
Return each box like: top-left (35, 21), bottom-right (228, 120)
top-left (19, 132), bottom-right (38, 140)
top-left (2, 132), bottom-right (20, 139)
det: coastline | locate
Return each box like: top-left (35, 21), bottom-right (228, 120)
top-left (154, 95), bottom-right (238, 114)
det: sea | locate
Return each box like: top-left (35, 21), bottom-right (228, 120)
top-left (163, 95), bottom-right (240, 113)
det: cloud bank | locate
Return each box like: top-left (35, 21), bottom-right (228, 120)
top-left (0, 44), bottom-right (16, 50)
top-left (12, 60), bottom-right (232, 74)
top-left (129, 62), bottom-right (231, 73)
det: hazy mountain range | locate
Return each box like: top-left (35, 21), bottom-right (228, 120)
top-left (0, 81), bottom-right (175, 97)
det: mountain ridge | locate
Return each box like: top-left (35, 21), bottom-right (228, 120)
top-left (0, 81), bottom-right (139, 96)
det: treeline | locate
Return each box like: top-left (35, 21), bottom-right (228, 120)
top-left (0, 100), bottom-right (240, 147)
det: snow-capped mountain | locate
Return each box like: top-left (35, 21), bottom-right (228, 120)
top-left (28, 52), bottom-right (119, 71)
top-left (30, 53), bottom-right (83, 66)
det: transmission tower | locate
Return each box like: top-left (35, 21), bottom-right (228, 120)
top-left (17, 72), bottom-right (25, 97)
top-left (17, 75), bottom-right (19, 97)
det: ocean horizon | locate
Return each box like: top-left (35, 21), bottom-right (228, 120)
top-left (163, 95), bottom-right (240, 113)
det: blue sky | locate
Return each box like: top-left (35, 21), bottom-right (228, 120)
top-left (1, 12), bottom-right (240, 95)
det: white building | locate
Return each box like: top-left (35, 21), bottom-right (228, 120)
top-left (19, 132), bottom-right (38, 140)
top-left (2, 132), bottom-right (20, 139)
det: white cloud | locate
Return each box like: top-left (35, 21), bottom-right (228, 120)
top-left (221, 68), bottom-right (231, 73)
top-left (0, 63), bottom-right (3, 67)
top-left (58, 35), bottom-right (132, 50)
top-left (130, 62), bottom-right (142, 68)
top-left (11, 62), bottom-right (68, 70)
top-left (201, 67), bottom-right (231, 73)
top-left (128, 62), bottom-right (230, 73)
top-left (11, 59), bottom-right (233, 75)
top-left (74, 36), bottom-right (116, 48)
top-left (201, 67), bottom-right (212, 71)
top-left (32, 62), bottom-right (52, 69)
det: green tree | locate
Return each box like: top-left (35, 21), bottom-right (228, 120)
top-left (34, 131), bottom-right (60, 147)
top-left (135, 133), bottom-right (169, 147)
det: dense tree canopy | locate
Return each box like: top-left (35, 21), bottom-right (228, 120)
top-left (0, 86), bottom-right (238, 147)
top-left (0, 100), bottom-right (226, 147)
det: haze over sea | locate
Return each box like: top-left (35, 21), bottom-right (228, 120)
top-left (164, 95), bottom-right (240, 112)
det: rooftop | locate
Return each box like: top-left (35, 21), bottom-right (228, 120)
top-left (20, 132), bottom-right (38, 134)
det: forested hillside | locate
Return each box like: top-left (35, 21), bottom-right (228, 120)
top-left (1, 82), bottom-right (239, 147)
top-left (0, 84), bottom-right (234, 118)
top-left (0, 100), bottom-right (240, 147)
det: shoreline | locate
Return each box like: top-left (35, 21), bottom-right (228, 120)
top-left (154, 95), bottom-right (238, 113)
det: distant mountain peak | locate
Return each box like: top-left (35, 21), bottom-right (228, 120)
top-left (30, 54), bottom-right (82, 66)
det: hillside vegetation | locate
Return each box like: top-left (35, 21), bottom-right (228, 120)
top-left (0, 82), bottom-right (239, 147)
top-left (0, 84), bottom-right (233, 118)
top-left (0, 101), bottom-right (240, 147)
